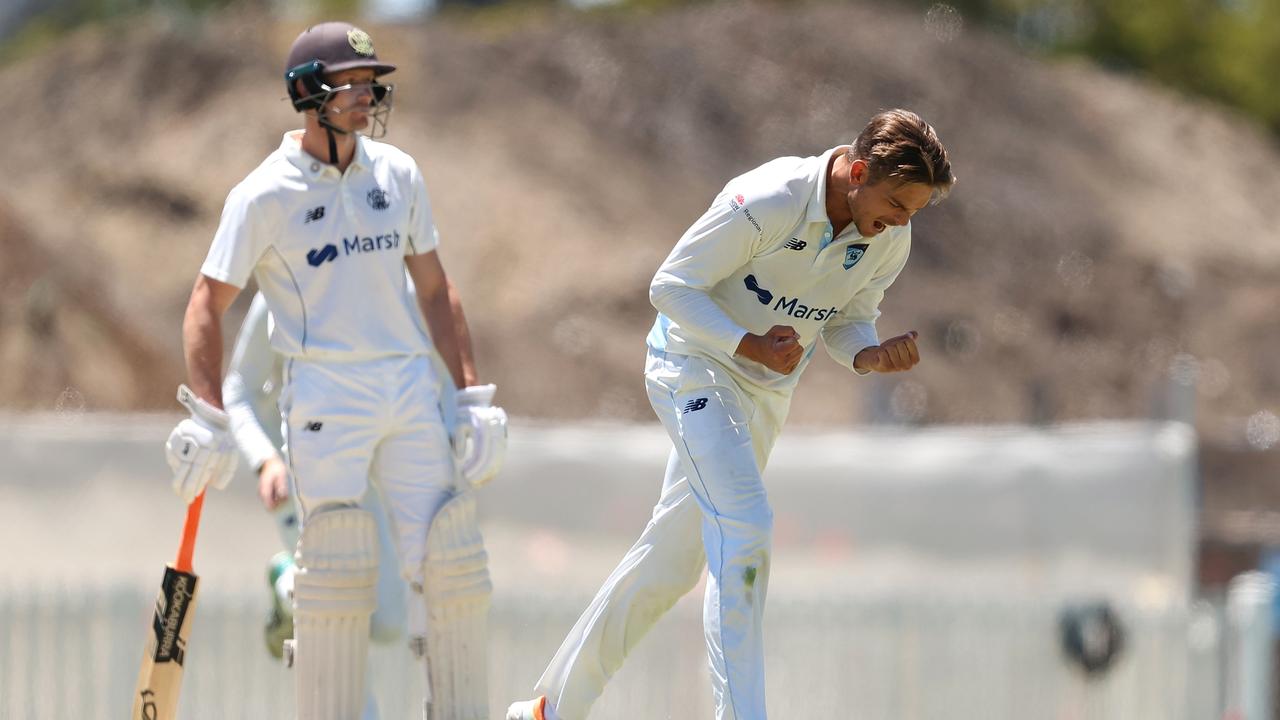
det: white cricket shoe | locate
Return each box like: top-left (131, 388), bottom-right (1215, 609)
top-left (506, 695), bottom-right (553, 720)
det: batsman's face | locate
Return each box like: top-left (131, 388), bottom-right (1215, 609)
top-left (846, 162), bottom-right (933, 237)
top-left (321, 68), bottom-right (379, 133)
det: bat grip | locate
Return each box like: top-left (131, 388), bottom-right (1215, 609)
top-left (175, 491), bottom-right (206, 573)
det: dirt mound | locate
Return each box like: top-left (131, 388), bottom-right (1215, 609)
top-left (2, 3), bottom-right (1278, 442)
top-left (0, 199), bottom-right (171, 409)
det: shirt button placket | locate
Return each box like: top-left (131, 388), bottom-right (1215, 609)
top-left (341, 173), bottom-right (359, 226)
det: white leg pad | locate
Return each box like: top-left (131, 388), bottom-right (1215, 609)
top-left (293, 506), bottom-right (379, 720)
top-left (415, 491), bottom-right (492, 720)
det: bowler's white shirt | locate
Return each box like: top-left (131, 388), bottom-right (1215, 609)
top-left (648, 147), bottom-right (911, 394)
top-left (201, 131), bottom-right (439, 360)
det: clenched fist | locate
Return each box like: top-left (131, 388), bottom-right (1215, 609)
top-left (258, 456), bottom-right (291, 511)
top-left (853, 331), bottom-right (921, 373)
top-left (736, 325), bottom-right (804, 375)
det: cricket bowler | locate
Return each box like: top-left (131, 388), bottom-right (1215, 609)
top-left (507, 109), bottom-right (955, 720)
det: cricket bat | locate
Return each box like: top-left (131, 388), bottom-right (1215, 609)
top-left (132, 491), bottom-right (206, 720)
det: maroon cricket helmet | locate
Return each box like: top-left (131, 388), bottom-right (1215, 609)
top-left (286, 22), bottom-right (395, 78)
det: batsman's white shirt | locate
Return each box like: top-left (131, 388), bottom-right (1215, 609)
top-left (647, 146), bottom-right (911, 395)
top-left (201, 131), bottom-right (438, 360)
top-left (201, 131), bottom-right (456, 588)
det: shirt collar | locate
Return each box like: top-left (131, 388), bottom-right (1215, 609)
top-left (805, 145), bottom-right (848, 225)
top-left (350, 136), bottom-right (373, 172)
top-left (280, 130), bottom-right (371, 178)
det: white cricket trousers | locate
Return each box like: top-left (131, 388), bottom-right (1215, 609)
top-left (281, 354), bottom-right (457, 585)
top-left (536, 350), bottom-right (790, 720)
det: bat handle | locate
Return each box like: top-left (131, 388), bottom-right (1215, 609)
top-left (175, 491), bottom-right (206, 573)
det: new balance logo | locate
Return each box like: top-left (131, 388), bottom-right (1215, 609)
top-left (303, 421), bottom-right (323, 432)
top-left (743, 274), bottom-right (773, 305)
top-left (683, 398), bottom-right (708, 414)
top-left (306, 245), bottom-right (338, 267)
top-left (304, 206), bottom-right (325, 223)
top-left (785, 238), bottom-right (807, 251)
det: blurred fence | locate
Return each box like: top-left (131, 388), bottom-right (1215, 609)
top-left (0, 579), bottom-right (1269, 720)
top-left (1, 416), bottom-right (1263, 718)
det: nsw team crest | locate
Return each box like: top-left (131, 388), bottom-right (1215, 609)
top-left (843, 243), bottom-right (869, 270)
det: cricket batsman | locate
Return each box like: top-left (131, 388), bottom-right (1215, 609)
top-left (507, 109), bottom-right (955, 720)
top-left (163, 22), bottom-right (505, 720)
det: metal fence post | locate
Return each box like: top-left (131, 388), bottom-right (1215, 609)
top-left (1223, 571), bottom-right (1276, 720)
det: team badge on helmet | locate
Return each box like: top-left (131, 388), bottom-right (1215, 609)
top-left (347, 28), bottom-right (375, 56)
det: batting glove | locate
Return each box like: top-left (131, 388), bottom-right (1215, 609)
top-left (453, 384), bottom-right (507, 488)
top-left (165, 384), bottom-right (238, 504)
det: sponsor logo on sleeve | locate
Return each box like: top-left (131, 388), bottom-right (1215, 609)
top-left (727, 193), bottom-right (762, 234)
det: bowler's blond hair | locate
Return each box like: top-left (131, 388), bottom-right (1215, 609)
top-left (848, 109), bottom-right (955, 202)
